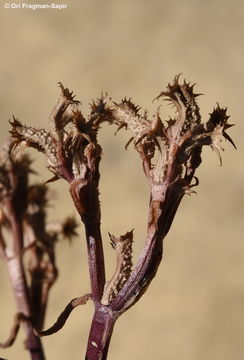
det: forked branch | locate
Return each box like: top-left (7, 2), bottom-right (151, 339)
top-left (8, 76), bottom-right (235, 360)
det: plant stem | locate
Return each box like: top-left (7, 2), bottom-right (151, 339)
top-left (6, 257), bottom-right (45, 360)
top-left (70, 179), bottom-right (106, 301)
top-left (85, 305), bottom-right (118, 360)
top-left (83, 222), bottom-right (106, 301)
top-left (5, 200), bottom-right (46, 360)
top-left (111, 182), bottom-right (184, 312)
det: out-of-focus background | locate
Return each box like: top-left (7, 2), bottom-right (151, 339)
top-left (0, 1), bottom-right (244, 359)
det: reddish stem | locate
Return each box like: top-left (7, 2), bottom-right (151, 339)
top-left (111, 182), bottom-right (184, 312)
top-left (83, 222), bottom-right (106, 301)
top-left (5, 199), bottom-right (46, 360)
top-left (6, 257), bottom-right (45, 360)
top-left (85, 304), bottom-right (118, 360)
top-left (69, 179), bottom-right (106, 301)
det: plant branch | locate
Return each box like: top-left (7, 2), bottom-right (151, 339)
top-left (0, 142), bottom-right (70, 360)
top-left (69, 178), bottom-right (105, 300)
top-left (10, 85), bottom-right (107, 301)
top-left (5, 227), bottom-right (46, 360)
top-left (8, 76), bottom-right (235, 360)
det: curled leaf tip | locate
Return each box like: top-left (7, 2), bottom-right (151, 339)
top-left (34, 294), bottom-right (91, 337)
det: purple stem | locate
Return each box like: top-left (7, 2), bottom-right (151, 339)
top-left (111, 182), bottom-right (184, 312)
top-left (69, 179), bottom-right (106, 301)
top-left (5, 200), bottom-right (46, 360)
top-left (85, 304), bottom-right (118, 360)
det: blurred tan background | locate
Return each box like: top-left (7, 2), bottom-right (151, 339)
top-left (1, 0), bottom-right (244, 359)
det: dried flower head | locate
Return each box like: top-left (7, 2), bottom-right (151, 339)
top-left (96, 75), bottom-right (235, 189)
top-left (9, 84), bottom-right (102, 184)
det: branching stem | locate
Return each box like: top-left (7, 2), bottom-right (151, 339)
top-left (6, 77), bottom-right (234, 360)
